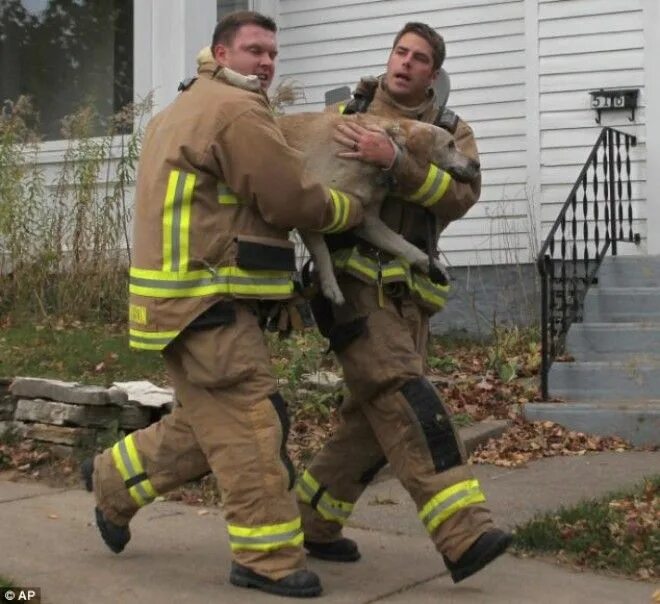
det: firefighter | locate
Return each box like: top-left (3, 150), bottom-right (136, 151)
top-left (297, 22), bottom-right (512, 582)
top-left (81, 11), bottom-right (367, 599)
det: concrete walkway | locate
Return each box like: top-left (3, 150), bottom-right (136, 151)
top-left (1, 451), bottom-right (658, 604)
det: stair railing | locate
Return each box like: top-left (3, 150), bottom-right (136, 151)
top-left (537, 128), bottom-right (638, 399)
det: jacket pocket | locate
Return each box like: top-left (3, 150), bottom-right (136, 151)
top-left (235, 235), bottom-right (296, 272)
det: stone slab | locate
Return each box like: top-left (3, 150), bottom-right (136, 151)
top-left (10, 377), bottom-right (112, 406)
top-left (15, 422), bottom-right (96, 447)
top-left (14, 398), bottom-right (120, 428)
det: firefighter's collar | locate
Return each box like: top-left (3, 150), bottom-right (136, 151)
top-left (376, 75), bottom-right (437, 120)
top-left (215, 67), bottom-right (262, 92)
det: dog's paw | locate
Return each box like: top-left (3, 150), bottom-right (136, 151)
top-left (321, 282), bottom-right (345, 306)
top-left (429, 260), bottom-right (450, 286)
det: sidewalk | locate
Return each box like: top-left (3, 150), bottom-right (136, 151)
top-left (0, 451), bottom-right (657, 604)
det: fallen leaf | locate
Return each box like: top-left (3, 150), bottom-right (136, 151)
top-left (48, 514), bottom-right (59, 520)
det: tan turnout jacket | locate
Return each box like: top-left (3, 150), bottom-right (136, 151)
top-left (129, 67), bottom-right (362, 350)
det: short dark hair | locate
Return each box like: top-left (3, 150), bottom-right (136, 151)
top-left (392, 22), bottom-right (445, 70)
top-left (211, 10), bottom-right (277, 48)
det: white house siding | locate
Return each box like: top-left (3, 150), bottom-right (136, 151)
top-left (277, 0), bottom-right (529, 267)
top-left (538, 0), bottom-right (647, 254)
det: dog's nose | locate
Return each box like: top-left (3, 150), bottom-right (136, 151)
top-left (470, 159), bottom-right (480, 171)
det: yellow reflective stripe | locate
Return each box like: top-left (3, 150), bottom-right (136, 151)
top-left (218, 182), bottom-right (240, 205)
top-left (179, 173), bottom-right (196, 269)
top-left (295, 470), bottom-right (354, 524)
top-left (227, 517), bottom-right (303, 552)
top-left (406, 164), bottom-right (452, 207)
top-left (129, 328), bottom-right (180, 350)
top-left (410, 274), bottom-right (449, 309)
top-left (162, 170), bottom-right (196, 272)
top-left (129, 266), bottom-right (294, 299)
top-left (419, 480), bottom-right (486, 534)
top-left (422, 170), bottom-right (452, 207)
top-left (331, 247), bottom-right (449, 311)
top-left (321, 189), bottom-right (350, 233)
top-left (338, 103), bottom-right (346, 113)
top-left (162, 171), bottom-right (180, 272)
top-left (111, 434), bottom-right (158, 507)
top-left (129, 304), bottom-right (147, 325)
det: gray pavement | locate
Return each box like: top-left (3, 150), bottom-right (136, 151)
top-left (0, 451), bottom-right (658, 604)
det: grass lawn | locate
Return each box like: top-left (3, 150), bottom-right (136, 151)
top-left (514, 476), bottom-right (659, 581)
top-left (0, 323), bottom-right (167, 386)
top-left (0, 576), bottom-right (13, 588)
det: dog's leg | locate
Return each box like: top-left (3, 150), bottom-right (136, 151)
top-left (355, 214), bottom-right (450, 284)
top-left (300, 231), bottom-right (345, 306)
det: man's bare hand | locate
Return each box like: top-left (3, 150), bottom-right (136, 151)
top-left (333, 122), bottom-right (397, 169)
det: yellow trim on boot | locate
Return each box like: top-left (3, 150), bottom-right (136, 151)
top-left (419, 479), bottom-right (486, 534)
top-left (111, 433), bottom-right (158, 507)
top-left (296, 470), bottom-right (354, 525)
top-left (227, 517), bottom-right (304, 552)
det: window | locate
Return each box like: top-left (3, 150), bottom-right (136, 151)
top-left (0, 0), bottom-right (133, 140)
top-left (217, 0), bottom-right (249, 20)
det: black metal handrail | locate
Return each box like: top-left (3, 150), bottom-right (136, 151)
top-left (537, 127), bottom-right (638, 399)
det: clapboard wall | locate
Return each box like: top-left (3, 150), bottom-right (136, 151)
top-left (276, 0), bottom-right (651, 266)
top-left (277, 0), bottom-right (530, 266)
top-left (537, 0), bottom-right (646, 249)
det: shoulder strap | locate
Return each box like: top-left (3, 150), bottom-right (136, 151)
top-left (177, 76), bottom-right (197, 92)
top-left (342, 77), bottom-right (378, 114)
top-left (433, 107), bottom-right (459, 133)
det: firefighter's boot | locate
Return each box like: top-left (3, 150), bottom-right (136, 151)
top-left (443, 528), bottom-right (512, 583)
top-left (304, 537), bottom-right (361, 562)
top-left (229, 562), bottom-right (322, 598)
top-left (81, 457), bottom-right (131, 554)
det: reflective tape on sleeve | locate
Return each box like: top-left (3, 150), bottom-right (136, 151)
top-left (406, 164), bottom-right (452, 208)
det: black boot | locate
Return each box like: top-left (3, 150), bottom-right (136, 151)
top-left (304, 538), bottom-right (361, 562)
top-left (80, 457), bottom-right (94, 493)
top-left (229, 562), bottom-right (322, 598)
top-left (81, 457), bottom-right (131, 554)
top-left (443, 529), bottom-right (512, 583)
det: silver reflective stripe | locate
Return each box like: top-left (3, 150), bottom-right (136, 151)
top-left (317, 497), bottom-right (351, 521)
top-left (296, 479), bottom-right (315, 503)
top-left (229, 528), bottom-right (302, 547)
top-left (296, 478), bottom-right (351, 522)
top-left (129, 333), bottom-right (174, 346)
top-left (117, 439), bottom-right (153, 504)
top-left (170, 173), bottom-right (187, 271)
top-left (421, 486), bottom-right (482, 527)
top-left (130, 274), bottom-right (292, 289)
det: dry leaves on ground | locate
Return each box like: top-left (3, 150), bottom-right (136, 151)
top-left (470, 418), bottom-right (631, 467)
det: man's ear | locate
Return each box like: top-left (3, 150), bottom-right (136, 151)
top-left (213, 43), bottom-right (227, 67)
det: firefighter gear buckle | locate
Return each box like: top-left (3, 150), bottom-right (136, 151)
top-left (178, 76), bottom-right (197, 92)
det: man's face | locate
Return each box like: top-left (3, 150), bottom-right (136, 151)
top-left (384, 32), bottom-right (438, 105)
top-left (213, 24), bottom-right (277, 90)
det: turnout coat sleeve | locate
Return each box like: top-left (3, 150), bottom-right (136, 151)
top-left (206, 98), bottom-right (363, 233)
top-left (392, 118), bottom-right (481, 226)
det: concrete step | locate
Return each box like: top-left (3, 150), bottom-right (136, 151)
top-left (598, 255), bottom-right (660, 287)
top-left (566, 322), bottom-right (660, 360)
top-left (548, 359), bottom-right (660, 401)
top-left (583, 287), bottom-right (660, 322)
top-left (523, 401), bottom-right (660, 447)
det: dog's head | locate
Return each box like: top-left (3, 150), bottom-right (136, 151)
top-left (385, 120), bottom-right (480, 184)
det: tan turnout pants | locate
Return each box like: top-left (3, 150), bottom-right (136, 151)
top-left (92, 302), bottom-right (304, 580)
top-left (298, 277), bottom-right (494, 562)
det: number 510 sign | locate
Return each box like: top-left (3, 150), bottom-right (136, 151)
top-left (589, 88), bottom-right (639, 124)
